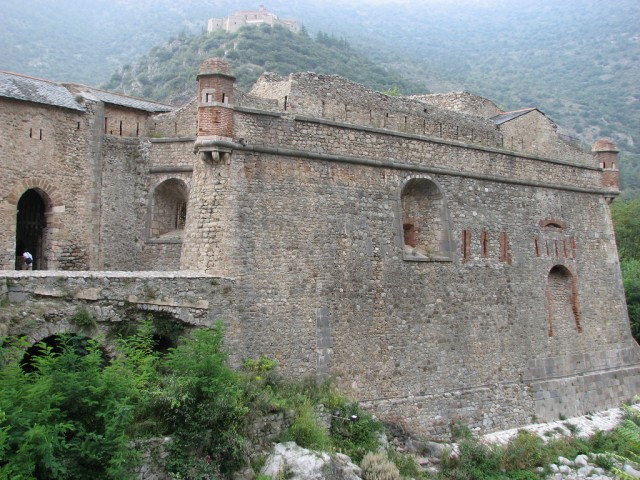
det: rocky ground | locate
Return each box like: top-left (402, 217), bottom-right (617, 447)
top-left (483, 405), bottom-right (639, 479)
top-left (386, 405), bottom-right (640, 479)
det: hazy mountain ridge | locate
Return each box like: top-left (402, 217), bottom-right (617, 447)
top-left (103, 26), bottom-right (423, 106)
top-left (1, 0), bottom-right (638, 190)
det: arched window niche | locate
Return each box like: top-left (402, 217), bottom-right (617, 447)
top-left (400, 177), bottom-right (453, 262)
top-left (149, 179), bottom-right (188, 241)
top-left (546, 264), bottom-right (582, 337)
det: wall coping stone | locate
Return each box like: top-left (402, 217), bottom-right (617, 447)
top-left (149, 166), bottom-right (194, 174)
top-left (0, 270), bottom-right (218, 279)
top-left (149, 137), bottom-right (196, 143)
top-left (235, 106), bottom-right (284, 117)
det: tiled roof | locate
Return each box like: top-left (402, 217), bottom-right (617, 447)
top-left (85, 88), bottom-right (172, 113)
top-left (0, 71), bottom-right (85, 111)
top-left (490, 108), bottom-right (538, 125)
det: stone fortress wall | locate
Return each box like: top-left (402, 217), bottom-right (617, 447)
top-left (207, 5), bottom-right (299, 34)
top-left (0, 59), bottom-right (638, 439)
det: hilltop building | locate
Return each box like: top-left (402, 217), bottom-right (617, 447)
top-left (0, 60), bottom-right (637, 439)
top-left (207, 5), bottom-right (299, 34)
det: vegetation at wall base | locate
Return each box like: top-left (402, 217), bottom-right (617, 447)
top-left (3, 315), bottom-right (640, 479)
top-left (0, 320), bottom-right (387, 478)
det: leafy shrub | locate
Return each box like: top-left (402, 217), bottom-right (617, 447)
top-left (69, 307), bottom-right (96, 327)
top-left (360, 451), bottom-right (400, 480)
top-left (280, 399), bottom-right (330, 451)
top-left (153, 324), bottom-right (249, 475)
top-left (328, 401), bottom-right (384, 463)
top-left (439, 429), bottom-right (508, 480)
top-left (0, 335), bottom-right (139, 479)
top-left (388, 450), bottom-right (421, 478)
top-left (502, 430), bottom-right (550, 470)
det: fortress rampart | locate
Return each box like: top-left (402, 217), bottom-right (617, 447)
top-left (0, 61), bottom-right (635, 439)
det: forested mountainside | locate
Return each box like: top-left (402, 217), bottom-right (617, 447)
top-left (2, 0), bottom-right (638, 195)
top-left (102, 26), bottom-right (423, 106)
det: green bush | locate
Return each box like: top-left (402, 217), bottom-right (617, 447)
top-left (0, 335), bottom-right (139, 479)
top-left (69, 308), bottom-right (96, 328)
top-left (153, 324), bottom-right (249, 476)
top-left (388, 450), bottom-right (421, 478)
top-left (502, 430), bottom-right (550, 470)
top-left (280, 399), bottom-right (330, 451)
top-left (328, 401), bottom-right (384, 463)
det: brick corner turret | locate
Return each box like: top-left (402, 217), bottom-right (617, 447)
top-left (592, 138), bottom-right (619, 203)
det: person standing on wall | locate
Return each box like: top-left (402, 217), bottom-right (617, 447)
top-left (22, 250), bottom-right (33, 270)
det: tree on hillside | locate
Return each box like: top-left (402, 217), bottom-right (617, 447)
top-left (612, 197), bottom-right (640, 341)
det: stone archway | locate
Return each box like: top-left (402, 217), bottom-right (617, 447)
top-left (7, 179), bottom-right (63, 270)
top-left (149, 178), bottom-right (189, 239)
top-left (16, 189), bottom-right (47, 270)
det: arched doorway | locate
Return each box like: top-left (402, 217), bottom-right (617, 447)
top-left (15, 189), bottom-right (46, 270)
top-left (150, 179), bottom-right (188, 238)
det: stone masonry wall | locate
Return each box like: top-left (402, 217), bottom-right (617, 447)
top-left (497, 110), bottom-right (593, 165)
top-left (183, 100), bottom-right (638, 438)
top-left (98, 137), bottom-right (149, 270)
top-left (0, 98), bottom-right (101, 270)
top-left (244, 73), bottom-right (595, 167)
top-left (103, 105), bottom-right (152, 138)
top-left (151, 98), bottom-right (198, 138)
top-left (412, 92), bottom-right (503, 119)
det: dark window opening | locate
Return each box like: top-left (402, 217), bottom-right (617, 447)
top-left (175, 202), bottom-right (187, 230)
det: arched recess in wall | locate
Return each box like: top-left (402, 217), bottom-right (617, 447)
top-left (15, 188), bottom-right (52, 270)
top-left (545, 264), bottom-right (582, 337)
top-left (149, 179), bottom-right (189, 239)
top-left (400, 177), bottom-right (452, 261)
top-left (7, 179), bottom-right (62, 271)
